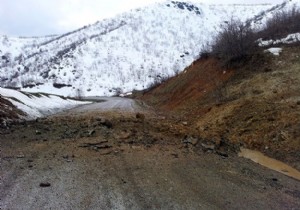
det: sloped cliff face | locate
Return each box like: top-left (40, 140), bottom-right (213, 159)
top-left (0, 0), bottom-right (284, 97)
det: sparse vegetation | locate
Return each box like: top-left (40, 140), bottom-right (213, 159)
top-left (143, 75), bottom-right (170, 95)
top-left (202, 7), bottom-right (300, 68)
top-left (209, 18), bottom-right (259, 68)
top-left (259, 6), bottom-right (300, 40)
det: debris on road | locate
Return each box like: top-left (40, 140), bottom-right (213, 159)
top-left (39, 182), bottom-right (51, 187)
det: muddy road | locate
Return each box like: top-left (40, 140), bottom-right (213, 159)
top-left (1, 99), bottom-right (300, 209)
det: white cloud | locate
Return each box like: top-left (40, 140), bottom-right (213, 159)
top-left (55, 0), bottom-right (166, 30)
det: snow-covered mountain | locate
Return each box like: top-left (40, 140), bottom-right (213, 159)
top-left (0, 0), bottom-right (297, 97)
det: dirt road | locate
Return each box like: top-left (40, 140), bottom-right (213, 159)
top-left (1, 100), bottom-right (300, 209)
top-left (66, 97), bottom-right (143, 113)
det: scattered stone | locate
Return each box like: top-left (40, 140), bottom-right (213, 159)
top-left (118, 131), bottom-right (131, 139)
top-left (278, 131), bottom-right (290, 141)
top-left (182, 136), bottom-right (198, 146)
top-left (264, 67), bottom-right (272, 72)
top-left (96, 117), bottom-right (102, 122)
top-left (182, 121), bottom-right (188, 126)
top-left (35, 130), bottom-right (42, 135)
top-left (102, 119), bottom-right (113, 129)
top-left (99, 150), bottom-right (113, 155)
top-left (27, 159), bottom-right (33, 163)
top-left (39, 182), bottom-right (51, 187)
top-left (131, 145), bottom-right (142, 150)
top-left (16, 154), bottom-right (25, 158)
top-left (216, 150), bottom-right (229, 158)
top-left (62, 155), bottom-right (69, 159)
top-left (136, 113), bottom-right (145, 120)
top-left (171, 153), bottom-right (179, 158)
top-left (88, 129), bottom-right (96, 136)
top-left (79, 140), bottom-right (108, 147)
top-left (199, 126), bottom-right (208, 131)
top-left (201, 143), bottom-right (215, 151)
top-left (272, 178), bottom-right (278, 182)
top-left (79, 141), bottom-right (112, 150)
top-left (267, 117), bottom-right (275, 121)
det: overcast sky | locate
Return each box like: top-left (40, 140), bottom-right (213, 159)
top-left (0, 0), bottom-right (284, 36)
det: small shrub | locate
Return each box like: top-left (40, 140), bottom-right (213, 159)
top-left (210, 18), bottom-right (258, 67)
top-left (53, 83), bottom-right (72, 89)
top-left (199, 42), bottom-right (212, 59)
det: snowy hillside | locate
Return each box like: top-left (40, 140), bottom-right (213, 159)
top-left (1, 0), bottom-right (295, 97)
top-left (248, 0), bottom-right (300, 30)
top-left (0, 87), bottom-right (89, 120)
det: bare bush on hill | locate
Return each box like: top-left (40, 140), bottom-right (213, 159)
top-left (260, 6), bottom-right (300, 40)
top-left (202, 7), bottom-right (300, 67)
top-left (210, 19), bottom-right (258, 67)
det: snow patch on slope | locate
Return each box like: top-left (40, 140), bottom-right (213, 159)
top-left (259, 33), bottom-right (300, 46)
top-left (0, 87), bottom-right (89, 119)
top-left (264, 47), bottom-right (282, 56)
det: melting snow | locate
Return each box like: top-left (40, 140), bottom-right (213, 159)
top-left (0, 87), bottom-right (90, 119)
top-left (265, 47), bottom-right (282, 56)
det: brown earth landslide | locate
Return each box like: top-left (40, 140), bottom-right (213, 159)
top-left (1, 109), bottom-right (300, 209)
top-left (139, 45), bottom-right (300, 171)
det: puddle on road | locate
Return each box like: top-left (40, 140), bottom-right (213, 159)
top-left (238, 148), bottom-right (300, 181)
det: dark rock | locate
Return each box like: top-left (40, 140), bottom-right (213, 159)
top-left (35, 130), bottom-right (42, 135)
top-left (171, 153), bottom-right (179, 158)
top-left (182, 136), bottom-right (198, 146)
top-left (39, 182), bottom-right (51, 187)
top-left (201, 143), bottom-right (215, 151)
top-left (96, 117), bottom-right (102, 122)
top-left (216, 150), bottom-right (229, 158)
top-left (136, 113), bottom-right (145, 120)
top-left (264, 67), bottom-right (272, 72)
top-left (118, 131), bottom-right (131, 139)
top-left (62, 155), bottom-right (69, 159)
top-left (102, 119), bottom-right (113, 129)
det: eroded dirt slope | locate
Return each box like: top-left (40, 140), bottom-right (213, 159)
top-left (140, 46), bottom-right (300, 170)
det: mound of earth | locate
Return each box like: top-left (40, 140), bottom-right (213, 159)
top-left (140, 45), bottom-right (300, 170)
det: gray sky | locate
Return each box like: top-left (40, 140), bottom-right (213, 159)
top-left (0, 0), bottom-right (284, 36)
